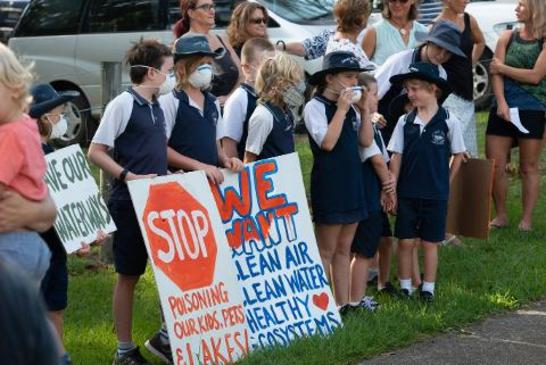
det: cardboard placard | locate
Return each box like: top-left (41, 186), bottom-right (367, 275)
top-left (44, 145), bottom-right (116, 253)
top-left (211, 153), bottom-right (342, 350)
top-left (128, 173), bottom-right (250, 365)
top-left (447, 158), bottom-right (494, 240)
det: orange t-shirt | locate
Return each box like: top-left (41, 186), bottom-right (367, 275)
top-left (0, 114), bottom-right (47, 200)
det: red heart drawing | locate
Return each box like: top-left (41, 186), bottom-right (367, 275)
top-left (312, 293), bottom-right (329, 311)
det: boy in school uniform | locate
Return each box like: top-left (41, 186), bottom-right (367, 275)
top-left (220, 37), bottom-right (275, 159)
top-left (88, 39), bottom-right (173, 365)
top-left (387, 62), bottom-right (466, 303)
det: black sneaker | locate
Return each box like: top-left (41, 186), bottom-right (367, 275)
top-left (338, 303), bottom-right (357, 316)
top-left (378, 282), bottom-right (399, 297)
top-left (145, 332), bottom-right (173, 364)
top-left (113, 347), bottom-right (151, 365)
top-left (399, 288), bottom-right (411, 299)
top-left (420, 290), bottom-right (434, 303)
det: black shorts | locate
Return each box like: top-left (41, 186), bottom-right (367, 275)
top-left (352, 211), bottom-right (384, 258)
top-left (40, 249), bottom-right (68, 311)
top-left (486, 108), bottom-right (546, 140)
top-left (381, 211), bottom-right (393, 238)
top-left (109, 199), bottom-right (148, 276)
top-left (394, 198), bottom-right (447, 243)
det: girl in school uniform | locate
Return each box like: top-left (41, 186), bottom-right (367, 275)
top-left (244, 52), bottom-right (304, 163)
top-left (304, 51), bottom-right (374, 310)
top-left (160, 33), bottom-right (243, 184)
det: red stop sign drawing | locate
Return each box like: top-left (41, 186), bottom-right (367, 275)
top-left (143, 182), bottom-right (218, 292)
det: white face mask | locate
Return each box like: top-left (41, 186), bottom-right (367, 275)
top-left (50, 116), bottom-right (68, 139)
top-left (188, 64), bottom-right (214, 90)
top-left (158, 73), bottom-right (176, 96)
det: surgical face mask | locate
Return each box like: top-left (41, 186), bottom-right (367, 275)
top-left (158, 73), bottom-right (176, 95)
top-left (283, 80), bottom-right (306, 109)
top-left (347, 86), bottom-right (363, 104)
top-left (50, 116), bottom-right (68, 139)
top-left (188, 64), bottom-right (214, 90)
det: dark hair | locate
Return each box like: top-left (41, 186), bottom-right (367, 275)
top-left (334, 0), bottom-right (371, 33)
top-left (174, 0), bottom-right (201, 38)
top-left (0, 260), bottom-right (59, 365)
top-left (125, 39), bottom-right (172, 84)
top-left (227, 2), bottom-right (269, 50)
top-left (383, 0), bottom-right (420, 21)
top-left (241, 37), bottom-right (274, 64)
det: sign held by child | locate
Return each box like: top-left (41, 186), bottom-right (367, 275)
top-left (44, 144), bottom-right (116, 253)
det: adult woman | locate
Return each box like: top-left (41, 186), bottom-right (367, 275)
top-left (174, 0), bottom-right (241, 105)
top-left (325, 0), bottom-right (374, 69)
top-left (227, 1), bottom-right (269, 58)
top-left (435, 0), bottom-right (485, 158)
top-left (362, 0), bottom-right (428, 66)
top-left (486, 0), bottom-right (546, 231)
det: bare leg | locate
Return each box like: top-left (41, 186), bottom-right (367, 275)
top-left (422, 241), bottom-right (439, 283)
top-left (48, 310), bottom-right (65, 353)
top-left (397, 239), bottom-right (415, 282)
top-left (377, 236), bottom-right (393, 287)
top-left (113, 274), bottom-right (140, 343)
top-left (486, 135), bottom-right (513, 227)
top-left (518, 138), bottom-right (543, 230)
top-left (350, 255), bottom-right (371, 302)
top-left (315, 224), bottom-right (342, 283)
top-left (331, 223), bottom-right (358, 306)
top-left (411, 240), bottom-right (422, 288)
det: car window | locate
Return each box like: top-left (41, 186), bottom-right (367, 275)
top-left (14, 0), bottom-right (85, 36)
top-left (258, 0), bottom-right (334, 24)
top-left (86, 0), bottom-right (175, 33)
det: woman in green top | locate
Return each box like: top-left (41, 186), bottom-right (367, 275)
top-left (486, 0), bottom-right (546, 231)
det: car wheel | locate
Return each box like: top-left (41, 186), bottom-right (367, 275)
top-left (473, 51), bottom-right (492, 111)
top-left (51, 89), bottom-right (94, 147)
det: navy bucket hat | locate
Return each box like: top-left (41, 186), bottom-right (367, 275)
top-left (29, 84), bottom-right (79, 119)
top-left (390, 62), bottom-right (451, 97)
top-left (415, 20), bottom-right (466, 58)
top-left (173, 33), bottom-right (225, 62)
top-left (308, 51), bottom-right (374, 85)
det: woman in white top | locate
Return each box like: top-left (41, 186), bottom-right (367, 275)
top-left (325, 0), bottom-right (375, 70)
top-left (362, 0), bottom-right (428, 66)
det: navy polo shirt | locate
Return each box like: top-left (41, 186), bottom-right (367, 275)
top-left (390, 107), bottom-right (466, 201)
top-left (92, 87), bottom-right (168, 201)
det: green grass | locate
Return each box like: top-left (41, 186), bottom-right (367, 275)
top-left (66, 112), bottom-right (546, 364)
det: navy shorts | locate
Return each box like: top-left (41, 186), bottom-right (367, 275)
top-left (486, 108), bottom-right (546, 140)
top-left (40, 248), bottom-right (68, 311)
top-left (109, 199), bottom-right (148, 276)
top-left (352, 211), bottom-right (384, 258)
top-left (395, 198), bottom-right (447, 243)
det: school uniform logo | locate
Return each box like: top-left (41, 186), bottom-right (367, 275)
top-left (431, 130), bottom-right (446, 145)
top-left (210, 110), bottom-right (218, 126)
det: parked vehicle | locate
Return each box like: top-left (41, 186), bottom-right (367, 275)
top-left (9, 0), bottom-right (335, 145)
top-left (0, 0), bottom-right (29, 43)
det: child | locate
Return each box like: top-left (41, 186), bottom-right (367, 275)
top-left (304, 51), bottom-right (374, 311)
top-left (349, 73), bottom-right (396, 310)
top-left (220, 37), bottom-right (275, 159)
top-left (160, 33), bottom-right (243, 184)
top-left (387, 62), bottom-right (465, 302)
top-left (0, 43), bottom-right (52, 287)
top-left (31, 83), bottom-right (108, 365)
top-left (88, 39), bottom-right (173, 365)
top-left (244, 52), bottom-right (304, 163)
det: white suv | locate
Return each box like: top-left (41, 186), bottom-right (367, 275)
top-left (9, 0), bottom-right (335, 145)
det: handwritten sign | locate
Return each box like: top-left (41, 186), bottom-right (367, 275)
top-left (211, 153), bottom-right (341, 350)
top-left (44, 145), bottom-right (116, 253)
top-left (128, 172), bottom-right (250, 365)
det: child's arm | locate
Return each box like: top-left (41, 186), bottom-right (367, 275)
top-left (355, 95), bottom-right (373, 148)
top-left (448, 114), bottom-right (467, 186)
top-left (320, 89), bottom-right (353, 151)
top-left (217, 141), bottom-right (243, 172)
top-left (222, 139), bottom-right (239, 159)
top-left (370, 155), bottom-right (395, 194)
top-left (449, 154), bottom-right (464, 186)
top-left (389, 153), bottom-right (401, 186)
top-left (167, 147), bottom-right (224, 184)
top-left (88, 143), bottom-right (156, 182)
top-left (0, 189), bottom-right (57, 233)
top-left (216, 99), bottom-right (244, 169)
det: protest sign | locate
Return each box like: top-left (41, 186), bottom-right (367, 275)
top-left (447, 158), bottom-right (494, 240)
top-left (129, 172), bottom-right (250, 365)
top-left (211, 153), bottom-right (341, 350)
top-left (44, 144), bottom-right (116, 253)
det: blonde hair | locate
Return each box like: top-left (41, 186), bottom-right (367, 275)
top-left (526, 0), bottom-right (546, 39)
top-left (0, 43), bottom-right (33, 113)
top-left (404, 79), bottom-right (442, 98)
top-left (255, 52), bottom-right (303, 106)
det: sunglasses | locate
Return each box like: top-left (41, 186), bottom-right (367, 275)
top-left (194, 3), bottom-right (215, 12)
top-left (250, 17), bottom-right (267, 25)
top-left (388, 0), bottom-right (410, 4)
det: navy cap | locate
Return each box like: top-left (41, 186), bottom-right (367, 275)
top-left (415, 20), bottom-right (466, 58)
top-left (29, 84), bottom-right (79, 119)
top-left (389, 62), bottom-right (451, 97)
top-left (308, 51), bottom-right (374, 85)
top-left (173, 33), bottom-right (225, 62)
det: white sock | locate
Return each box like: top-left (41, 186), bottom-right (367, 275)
top-left (399, 278), bottom-right (412, 291)
top-left (409, 286), bottom-right (418, 295)
top-left (422, 281), bottom-right (435, 294)
top-left (117, 341), bottom-right (136, 356)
